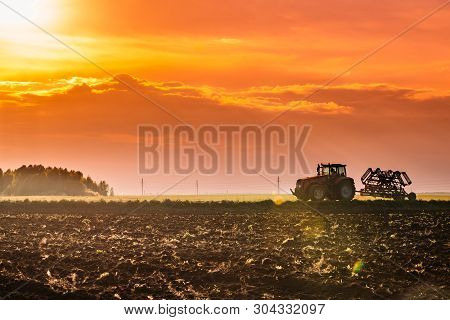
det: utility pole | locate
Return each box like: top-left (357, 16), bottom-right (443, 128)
top-left (277, 176), bottom-right (280, 195)
top-left (141, 178), bottom-right (144, 196)
top-left (196, 180), bottom-right (199, 196)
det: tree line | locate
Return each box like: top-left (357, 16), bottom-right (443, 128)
top-left (0, 165), bottom-right (112, 196)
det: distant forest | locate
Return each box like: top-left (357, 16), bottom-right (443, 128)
top-left (0, 165), bottom-right (111, 196)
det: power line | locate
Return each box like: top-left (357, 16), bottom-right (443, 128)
top-left (277, 176), bottom-right (280, 195)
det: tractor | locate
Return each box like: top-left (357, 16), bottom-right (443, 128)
top-left (291, 163), bottom-right (356, 201)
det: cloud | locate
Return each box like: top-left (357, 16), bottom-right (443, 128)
top-left (1, 74), bottom-right (449, 194)
top-left (0, 75), bottom-right (356, 114)
top-left (2, 75), bottom-right (450, 126)
top-left (1, 76), bottom-right (449, 148)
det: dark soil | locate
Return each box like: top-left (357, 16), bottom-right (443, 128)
top-left (0, 200), bottom-right (448, 299)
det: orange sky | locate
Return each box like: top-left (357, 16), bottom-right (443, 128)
top-left (1, 0), bottom-right (449, 194)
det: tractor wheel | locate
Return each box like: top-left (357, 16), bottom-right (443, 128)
top-left (299, 193), bottom-right (309, 201)
top-left (309, 185), bottom-right (326, 201)
top-left (408, 192), bottom-right (417, 201)
top-left (337, 180), bottom-right (355, 201)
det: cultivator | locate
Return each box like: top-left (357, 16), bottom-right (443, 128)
top-left (359, 168), bottom-right (416, 201)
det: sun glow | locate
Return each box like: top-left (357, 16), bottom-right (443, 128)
top-left (0, 0), bottom-right (63, 70)
top-left (0, 0), bottom-right (57, 28)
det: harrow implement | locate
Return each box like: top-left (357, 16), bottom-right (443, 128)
top-left (359, 168), bottom-right (416, 201)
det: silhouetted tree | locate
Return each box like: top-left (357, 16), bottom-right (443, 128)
top-left (98, 180), bottom-right (109, 196)
top-left (0, 165), bottom-right (111, 196)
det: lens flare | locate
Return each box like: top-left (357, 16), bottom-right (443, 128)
top-left (352, 259), bottom-right (365, 274)
top-left (272, 195), bottom-right (285, 206)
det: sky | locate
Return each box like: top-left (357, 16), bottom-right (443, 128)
top-left (0, 0), bottom-right (449, 194)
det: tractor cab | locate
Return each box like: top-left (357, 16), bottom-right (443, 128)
top-left (317, 163), bottom-right (347, 177)
top-left (292, 162), bottom-right (356, 201)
